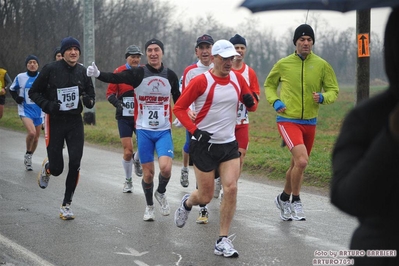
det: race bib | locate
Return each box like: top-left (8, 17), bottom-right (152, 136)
top-left (57, 86), bottom-right (79, 111)
top-left (122, 96), bottom-right (134, 116)
top-left (236, 102), bottom-right (248, 123)
top-left (142, 104), bottom-right (165, 128)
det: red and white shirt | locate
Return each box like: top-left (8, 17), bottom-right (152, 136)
top-left (182, 61), bottom-right (214, 92)
top-left (174, 70), bottom-right (258, 144)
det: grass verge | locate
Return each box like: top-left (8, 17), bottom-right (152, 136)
top-left (0, 86), bottom-right (386, 190)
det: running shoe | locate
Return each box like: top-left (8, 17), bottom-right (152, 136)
top-left (37, 158), bottom-right (50, 189)
top-left (24, 154), bottom-right (33, 171)
top-left (291, 200), bottom-right (306, 221)
top-left (143, 205), bottom-right (155, 221)
top-left (180, 168), bottom-right (189, 187)
top-left (214, 234), bottom-right (239, 258)
top-left (155, 191), bottom-right (170, 216)
top-left (174, 194), bottom-right (190, 228)
top-left (123, 179), bottom-right (133, 193)
top-left (214, 177), bottom-right (221, 198)
top-left (196, 206), bottom-right (209, 224)
top-left (133, 154), bottom-right (143, 177)
top-left (274, 194), bottom-right (292, 221)
top-left (59, 204), bottom-right (75, 220)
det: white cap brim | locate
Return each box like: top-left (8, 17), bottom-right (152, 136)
top-left (216, 49), bottom-right (240, 58)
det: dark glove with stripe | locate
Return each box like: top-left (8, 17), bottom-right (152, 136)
top-left (108, 94), bottom-right (124, 109)
top-left (243, 93), bottom-right (255, 108)
top-left (193, 129), bottom-right (213, 143)
top-left (15, 96), bottom-right (24, 104)
top-left (82, 93), bottom-right (94, 109)
top-left (108, 94), bottom-right (125, 114)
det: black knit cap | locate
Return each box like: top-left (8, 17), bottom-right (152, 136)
top-left (144, 38), bottom-right (164, 54)
top-left (293, 24), bottom-right (315, 45)
top-left (54, 47), bottom-right (61, 59)
top-left (60, 36), bottom-right (81, 55)
top-left (25, 55), bottom-right (39, 66)
top-left (230, 34), bottom-right (246, 46)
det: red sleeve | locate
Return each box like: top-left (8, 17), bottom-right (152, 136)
top-left (173, 74), bottom-right (207, 134)
top-left (106, 67), bottom-right (122, 99)
top-left (248, 67), bottom-right (260, 97)
top-left (237, 74), bottom-right (258, 112)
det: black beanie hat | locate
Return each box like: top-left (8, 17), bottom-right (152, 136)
top-left (293, 24), bottom-right (315, 45)
top-left (230, 34), bottom-right (247, 46)
top-left (145, 38), bottom-right (164, 54)
top-left (60, 36), bottom-right (81, 55)
top-left (25, 55), bottom-right (39, 66)
top-left (54, 47), bottom-right (61, 59)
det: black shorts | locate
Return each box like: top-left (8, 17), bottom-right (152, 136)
top-left (0, 95), bottom-right (5, 105)
top-left (117, 118), bottom-right (136, 138)
top-left (189, 140), bottom-right (239, 172)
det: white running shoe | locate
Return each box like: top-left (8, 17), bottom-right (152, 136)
top-left (143, 205), bottom-right (155, 221)
top-left (155, 191), bottom-right (170, 216)
top-left (214, 177), bottom-right (221, 198)
top-left (274, 194), bottom-right (292, 221)
top-left (180, 168), bottom-right (189, 187)
top-left (24, 154), bottom-right (33, 171)
top-left (214, 234), bottom-right (239, 258)
top-left (291, 200), bottom-right (306, 221)
top-left (174, 194), bottom-right (190, 228)
top-left (37, 158), bottom-right (50, 189)
top-left (123, 179), bottom-right (133, 193)
top-left (133, 154), bottom-right (143, 177)
top-left (59, 204), bottom-right (75, 220)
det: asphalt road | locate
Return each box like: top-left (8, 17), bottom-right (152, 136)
top-left (0, 128), bottom-right (358, 266)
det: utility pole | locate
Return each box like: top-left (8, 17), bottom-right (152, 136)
top-left (83, 0), bottom-right (96, 125)
top-left (356, 9), bottom-right (371, 104)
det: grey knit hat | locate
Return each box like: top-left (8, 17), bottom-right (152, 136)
top-left (125, 45), bottom-right (143, 58)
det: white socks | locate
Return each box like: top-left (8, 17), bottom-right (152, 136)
top-left (122, 159), bottom-right (133, 180)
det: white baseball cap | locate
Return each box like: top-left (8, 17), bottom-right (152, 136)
top-left (211, 40), bottom-right (240, 58)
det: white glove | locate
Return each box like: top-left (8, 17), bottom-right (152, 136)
top-left (87, 62), bottom-right (100, 78)
top-left (172, 118), bottom-right (182, 128)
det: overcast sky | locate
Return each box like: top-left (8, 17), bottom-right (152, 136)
top-left (164, 0), bottom-right (391, 39)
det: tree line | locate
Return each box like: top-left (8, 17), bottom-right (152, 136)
top-left (0, 0), bottom-right (386, 100)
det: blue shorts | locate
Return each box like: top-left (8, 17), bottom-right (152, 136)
top-left (21, 115), bottom-right (43, 127)
top-left (183, 129), bottom-right (191, 153)
top-left (117, 118), bottom-right (136, 138)
top-left (136, 129), bottom-right (174, 164)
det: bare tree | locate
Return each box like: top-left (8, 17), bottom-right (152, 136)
top-left (0, 0), bottom-right (386, 90)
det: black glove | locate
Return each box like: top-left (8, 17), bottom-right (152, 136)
top-left (117, 100), bottom-right (126, 113)
top-left (15, 96), bottom-right (24, 104)
top-left (108, 94), bottom-right (124, 111)
top-left (242, 93), bottom-right (255, 108)
top-left (44, 100), bottom-right (61, 114)
top-left (193, 129), bottom-right (213, 143)
top-left (82, 94), bottom-right (94, 108)
top-left (108, 94), bottom-right (119, 107)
